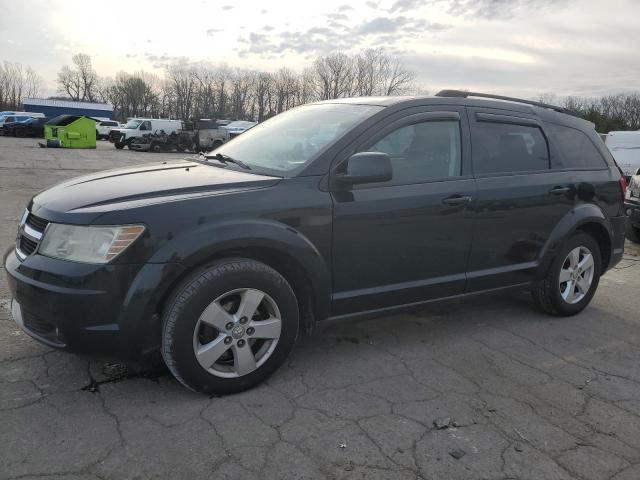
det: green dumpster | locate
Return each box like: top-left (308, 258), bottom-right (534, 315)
top-left (44, 115), bottom-right (97, 149)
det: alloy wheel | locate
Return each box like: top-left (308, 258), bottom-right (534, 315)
top-left (192, 288), bottom-right (282, 378)
top-left (558, 246), bottom-right (595, 304)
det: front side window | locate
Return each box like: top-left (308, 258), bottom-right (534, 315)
top-left (549, 123), bottom-right (606, 169)
top-left (365, 120), bottom-right (462, 185)
top-left (124, 119), bottom-right (142, 129)
top-left (140, 121), bottom-right (152, 131)
top-left (472, 122), bottom-right (549, 175)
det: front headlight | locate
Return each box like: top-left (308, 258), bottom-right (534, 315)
top-left (39, 224), bottom-right (145, 264)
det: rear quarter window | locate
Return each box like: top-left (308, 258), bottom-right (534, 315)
top-left (548, 123), bottom-right (607, 169)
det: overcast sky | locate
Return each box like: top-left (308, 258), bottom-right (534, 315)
top-left (1, 0), bottom-right (637, 98)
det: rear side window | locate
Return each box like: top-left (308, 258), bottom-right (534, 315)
top-left (472, 122), bottom-right (549, 175)
top-left (548, 124), bottom-right (606, 169)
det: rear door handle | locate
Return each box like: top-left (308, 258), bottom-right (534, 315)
top-left (442, 195), bottom-right (472, 206)
top-left (549, 186), bottom-right (571, 195)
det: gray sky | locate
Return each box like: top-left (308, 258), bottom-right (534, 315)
top-left (1, 0), bottom-right (637, 98)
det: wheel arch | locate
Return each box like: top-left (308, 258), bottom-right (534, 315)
top-left (151, 220), bottom-right (332, 335)
top-left (538, 203), bottom-right (614, 278)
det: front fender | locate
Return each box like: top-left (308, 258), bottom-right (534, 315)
top-left (148, 218), bottom-right (332, 321)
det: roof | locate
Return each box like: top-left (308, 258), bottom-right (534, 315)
top-left (23, 98), bottom-right (113, 112)
top-left (47, 115), bottom-right (97, 126)
top-left (314, 96), bottom-right (415, 106)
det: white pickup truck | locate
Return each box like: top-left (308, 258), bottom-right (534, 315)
top-left (109, 118), bottom-right (183, 149)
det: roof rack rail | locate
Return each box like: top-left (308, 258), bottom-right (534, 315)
top-left (435, 90), bottom-right (578, 117)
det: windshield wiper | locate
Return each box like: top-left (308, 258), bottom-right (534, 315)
top-left (203, 152), bottom-right (251, 170)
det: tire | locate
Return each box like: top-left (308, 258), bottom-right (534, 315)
top-left (161, 258), bottom-right (299, 394)
top-left (532, 232), bottom-right (601, 316)
top-left (15, 128), bottom-right (25, 138)
top-left (212, 140), bottom-right (223, 150)
top-left (626, 221), bottom-right (640, 244)
top-left (114, 142), bottom-right (125, 149)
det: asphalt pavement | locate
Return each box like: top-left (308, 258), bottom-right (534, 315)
top-left (1, 136), bottom-right (640, 480)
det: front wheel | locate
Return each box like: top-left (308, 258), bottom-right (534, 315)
top-left (161, 259), bottom-right (299, 394)
top-left (532, 232), bottom-right (601, 316)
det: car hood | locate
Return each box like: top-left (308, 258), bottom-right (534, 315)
top-left (31, 160), bottom-right (280, 218)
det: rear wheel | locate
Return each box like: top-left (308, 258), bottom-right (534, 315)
top-left (626, 221), bottom-right (640, 244)
top-left (114, 142), bottom-right (125, 149)
top-left (161, 258), bottom-right (299, 394)
top-left (532, 232), bottom-right (601, 316)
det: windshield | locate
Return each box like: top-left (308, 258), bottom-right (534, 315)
top-left (212, 103), bottom-right (383, 175)
top-left (124, 119), bottom-right (142, 129)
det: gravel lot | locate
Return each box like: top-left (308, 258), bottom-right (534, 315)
top-left (1, 136), bottom-right (640, 480)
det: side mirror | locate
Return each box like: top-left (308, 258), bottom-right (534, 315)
top-left (335, 152), bottom-right (392, 186)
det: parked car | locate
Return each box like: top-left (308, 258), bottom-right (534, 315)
top-left (624, 168), bottom-right (640, 243)
top-left (4, 91), bottom-right (627, 394)
top-left (95, 120), bottom-right (120, 140)
top-left (109, 118), bottom-right (184, 149)
top-left (223, 120), bottom-right (257, 138)
top-left (604, 131), bottom-right (640, 179)
top-left (4, 117), bottom-right (49, 137)
top-left (0, 115), bottom-right (33, 131)
top-left (0, 111), bottom-right (45, 119)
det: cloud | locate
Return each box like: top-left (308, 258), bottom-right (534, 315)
top-left (436, 0), bottom-right (570, 20)
top-left (222, 4), bottom-right (234, 10)
top-left (358, 16), bottom-right (450, 35)
top-left (338, 4), bottom-right (354, 11)
top-left (206, 28), bottom-right (222, 36)
top-left (389, 0), bottom-right (425, 13)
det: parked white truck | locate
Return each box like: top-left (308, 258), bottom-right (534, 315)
top-left (604, 131), bottom-right (640, 177)
top-left (109, 118), bottom-right (183, 149)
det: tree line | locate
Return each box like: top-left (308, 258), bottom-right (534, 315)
top-left (0, 62), bottom-right (42, 112)
top-left (539, 92), bottom-right (640, 132)
top-left (2, 52), bottom-right (640, 132)
top-left (55, 50), bottom-right (415, 122)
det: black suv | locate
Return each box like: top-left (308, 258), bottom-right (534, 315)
top-left (4, 91), bottom-right (627, 394)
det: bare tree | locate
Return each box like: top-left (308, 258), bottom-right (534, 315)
top-left (0, 62), bottom-right (43, 110)
top-left (57, 53), bottom-right (99, 101)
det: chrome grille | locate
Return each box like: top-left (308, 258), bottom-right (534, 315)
top-left (15, 210), bottom-right (48, 260)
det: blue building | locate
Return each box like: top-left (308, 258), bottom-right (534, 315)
top-left (22, 98), bottom-right (114, 120)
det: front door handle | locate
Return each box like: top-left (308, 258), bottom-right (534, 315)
top-left (442, 195), bottom-right (472, 206)
top-left (549, 186), bottom-right (572, 195)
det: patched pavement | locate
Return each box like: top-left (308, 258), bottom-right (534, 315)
top-left (1, 136), bottom-right (640, 480)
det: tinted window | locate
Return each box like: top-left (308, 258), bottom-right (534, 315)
top-left (549, 124), bottom-right (606, 169)
top-left (366, 120), bottom-right (461, 185)
top-left (472, 122), bottom-right (549, 174)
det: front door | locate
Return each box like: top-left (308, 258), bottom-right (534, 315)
top-left (330, 108), bottom-right (476, 316)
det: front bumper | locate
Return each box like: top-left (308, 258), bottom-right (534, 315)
top-left (4, 248), bottom-right (185, 358)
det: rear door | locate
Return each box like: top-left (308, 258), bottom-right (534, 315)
top-left (465, 108), bottom-right (578, 290)
top-left (330, 107), bottom-right (476, 315)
